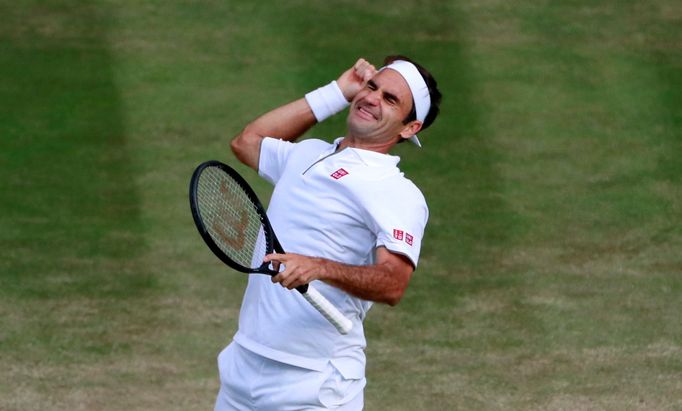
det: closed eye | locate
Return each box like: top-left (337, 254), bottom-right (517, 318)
top-left (384, 93), bottom-right (398, 105)
top-left (366, 80), bottom-right (400, 106)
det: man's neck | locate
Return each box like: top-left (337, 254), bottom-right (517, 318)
top-left (338, 134), bottom-right (399, 154)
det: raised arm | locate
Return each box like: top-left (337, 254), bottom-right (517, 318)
top-left (230, 58), bottom-right (377, 170)
top-left (230, 98), bottom-right (316, 170)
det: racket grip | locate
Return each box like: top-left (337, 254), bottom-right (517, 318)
top-left (302, 286), bottom-right (353, 335)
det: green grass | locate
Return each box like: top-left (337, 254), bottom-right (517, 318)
top-left (1, 0), bottom-right (680, 410)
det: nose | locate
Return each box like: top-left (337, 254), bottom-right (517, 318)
top-left (364, 88), bottom-right (381, 105)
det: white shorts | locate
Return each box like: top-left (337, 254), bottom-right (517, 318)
top-left (214, 342), bottom-right (365, 411)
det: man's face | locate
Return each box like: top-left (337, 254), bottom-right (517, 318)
top-left (346, 69), bottom-right (416, 144)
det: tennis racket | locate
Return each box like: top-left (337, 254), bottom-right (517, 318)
top-left (189, 160), bottom-right (352, 335)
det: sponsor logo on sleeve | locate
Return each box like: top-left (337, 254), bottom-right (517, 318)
top-left (393, 229), bottom-right (414, 246)
top-left (393, 229), bottom-right (404, 240)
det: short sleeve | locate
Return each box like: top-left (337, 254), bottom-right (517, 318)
top-left (370, 184), bottom-right (429, 268)
top-left (258, 137), bottom-right (296, 185)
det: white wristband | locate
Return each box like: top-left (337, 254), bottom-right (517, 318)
top-left (305, 81), bottom-right (349, 122)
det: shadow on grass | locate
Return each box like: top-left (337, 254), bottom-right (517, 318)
top-left (0, 3), bottom-right (152, 299)
top-left (652, 50), bottom-right (682, 184)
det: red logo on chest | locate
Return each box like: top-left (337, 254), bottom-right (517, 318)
top-left (331, 168), bottom-right (349, 180)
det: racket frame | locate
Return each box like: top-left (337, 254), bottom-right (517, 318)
top-left (190, 160), bottom-right (278, 276)
top-left (189, 160), bottom-right (352, 334)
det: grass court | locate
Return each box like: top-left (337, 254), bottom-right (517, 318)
top-left (1, 1), bottom-right (680, 410)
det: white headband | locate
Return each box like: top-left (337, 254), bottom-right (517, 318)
top-left (381, 60), bottom-right (431, 147)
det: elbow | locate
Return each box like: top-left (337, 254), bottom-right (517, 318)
top-left (230, 129), bottom-right (249, 159)
top-left (383, 288), bottom-right (406, 307)
top-left (385, 298), bottom-right (401, 307)
top-left (230, 127), bottom-right (262, 169)
top-left (229, 134), bottom-right (240, 156)
top-left (377, 262), bottom-right (412, 306)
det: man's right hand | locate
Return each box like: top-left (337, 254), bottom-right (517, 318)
top-left (336, 58), bottom-right (377, 102)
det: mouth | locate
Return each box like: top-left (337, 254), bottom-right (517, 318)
top-left (355, 104), bottom-right (378, 121)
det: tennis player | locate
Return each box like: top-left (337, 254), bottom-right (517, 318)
top-left (214, 55), bottom-right (441, 410)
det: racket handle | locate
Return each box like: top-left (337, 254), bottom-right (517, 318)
top-left (301, 286), bottom-right (353, 335)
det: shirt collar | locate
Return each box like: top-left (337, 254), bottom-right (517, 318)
top-left (332, 137), bottom-right (401, 168)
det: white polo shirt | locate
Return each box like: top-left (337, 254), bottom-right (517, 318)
top-left (233, 137), bottom-right (428, 379)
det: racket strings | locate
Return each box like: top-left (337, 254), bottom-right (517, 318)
top-left (196, 167), bottom-right (268, 269)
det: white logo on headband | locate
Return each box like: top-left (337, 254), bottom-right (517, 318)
top-left (380, 60), bottom-right (431, 147)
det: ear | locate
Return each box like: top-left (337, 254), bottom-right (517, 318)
top-left (398, 120), bottom-right (423, 140)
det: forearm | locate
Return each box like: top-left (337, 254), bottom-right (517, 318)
top-left (231, 98), bottom-right (317, 169)
top-left (318, 259), bottom-right (411, 306)
top-left (247, 98), bottom-right (317, 142)
top-left (231, 58), bottom-right (374, 170)
top-left (266, 248), bottom-right (414, 306)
